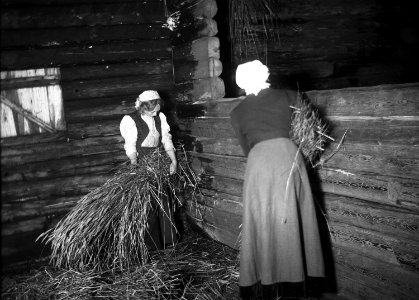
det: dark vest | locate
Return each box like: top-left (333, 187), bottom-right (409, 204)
top-left (129, 111), bottom-right (162, 157)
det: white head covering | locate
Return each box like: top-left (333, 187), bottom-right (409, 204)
top-left (235, 60), bottom-right (270, 96)
top-left (135, 90), bottom-right (161, 109)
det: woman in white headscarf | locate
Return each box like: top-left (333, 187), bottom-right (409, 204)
top-left (120, 90), bottom-right (178, 250)
top-left (230, 61), bottom-right (325, 300)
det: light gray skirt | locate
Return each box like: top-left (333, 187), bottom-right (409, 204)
top-left (239, 138), bottom-right (325, 287)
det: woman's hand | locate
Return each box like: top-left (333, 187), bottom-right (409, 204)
top-left (169, 160), bottom-right (177, 175)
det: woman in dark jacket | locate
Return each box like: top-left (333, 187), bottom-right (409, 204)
top-left (230, 61), bottom-right (325, 300)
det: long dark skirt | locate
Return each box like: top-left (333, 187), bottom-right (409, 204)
top-left (143, 185), bottom-right (178, 251)
top-left (139, 147), bottom-right (178, 250)
top-left (239, 138), bottom-right (325, 299)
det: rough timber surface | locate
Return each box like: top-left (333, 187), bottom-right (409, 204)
top-left (178, 83), bottom-right (419, 300)
top-left (1, 0), bottom-right (173, 267)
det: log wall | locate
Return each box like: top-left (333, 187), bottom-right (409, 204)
top-left (1, 0), bottom-right (173, 265)
top-left (229, 0), bottom-right (419, 91)
top-left (177, 83), bottom-right (419, 300)
top-left (169, 0), bottom-right (224, 106)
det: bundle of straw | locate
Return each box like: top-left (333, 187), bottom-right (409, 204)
top-left (38, 147), bottom-right (198, 273)
top-left (290, 93), bottom-right (334, 166)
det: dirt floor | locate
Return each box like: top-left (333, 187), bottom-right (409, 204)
top-left (2, 225), bottom-right (240, 300)
top-left (2, 224), bottom-right (347, 300)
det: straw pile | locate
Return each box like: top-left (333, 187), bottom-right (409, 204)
top-left (37, 147), bottom-right (199, 273)
top-left (3, 229), bottom-right (240, 300)
top-left (290, 93), bottom-right (334, 166)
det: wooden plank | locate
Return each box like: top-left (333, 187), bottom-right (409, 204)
top-left (61, 72), bottom-right (173, 101)
top-left (1, 134), bottom-right (123, 159)
top-left (1, 151), bottom-right (126, 186)
top-left (306, 83), bottom-right (419, 117)
top-left (1, 173), bottom-right (111, 203)
top-left (178, 115), bottom-right (419, 145)
top-left (1, 0), bottom-right (160, 5)
top-left (66, 118), bottom-right (120, 139)
top-left (2, 195), bottom-right (80, 224)
top-left (1, 24), bottom-right (170, 48)
top-left (172, 17), bottom-right (218, 45)
top-left (1, 136), bottom-right (124, 166)
top-left (173, 36), bottom-right (220, 62)
top-left (329, 222), bottom-right (419, 270)
top-left (177, 0), bottom-right (218, 19)
top-left (187, 149), bottom-right (419, 211)
top-left (173, 57), bottom-right (222, 83)
top-left (318, 168), bottom-right (419, 211)
top-left (0, 2), bottom-right (166, 29)
top-left (193, 82), bottom-right (419, 119)
top-left (60, 60), bottom-right (172, 81)
top-left (65, 100), bottom-right (135, 123)
top-left (321, 142), bottom-right (419, 179)
top-left (186, 202), bottom-right (241, 248)
top-left (324, 194), bottom-right (419, 244)
top-left (199, 174), bottom-right (244, 197)
top-left (190, 152), bottom-right (246, 181)
top-left (0, 132), bottom-right (65, 146)
top-left (177, 117), bottom-right (233, 138)
top-left (1, 40), bottom-right (172, 70)
top-left (0, 102), bottom-right (17, 138)
top-left (333, 250), bottom-right (419, 300)
top-left (174, 77), bottom-right (225, 103)
top-left (192, 137), bottom-right (242, 156)
top-left (1, 95), bottom-right (55, 133)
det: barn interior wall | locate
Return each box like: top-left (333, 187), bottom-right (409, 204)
top-left (1, 0), bottom-right (174, 265)
top-left (1, 1), bottom-right (418, 300)
top-left (173, 1), bottom-right (419, 300)
top-left (227, 0), bottom-right (419, 92)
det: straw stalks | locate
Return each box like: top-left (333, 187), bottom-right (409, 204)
top-left (3, 230), bottom-right (240, 300)
top-left (37, 147), bottom-right (200, 273)
top-left (229, 0), bottom-right (282, 61)
top-left (290, 92), bottom-right (334, 167)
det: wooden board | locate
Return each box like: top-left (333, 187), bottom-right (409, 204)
top-left (1, 24), bottom-right (170, 48)
top-left (1, 2), bottom-right (166, 29)
top-left (1, 40), bottom-right (172, 70)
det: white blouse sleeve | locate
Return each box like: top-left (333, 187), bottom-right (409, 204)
top-left (119, 115), bottom-right (138, 157)
top-left (159, 112), bottom-right (175, 151)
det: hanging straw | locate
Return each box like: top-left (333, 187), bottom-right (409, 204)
top-left (290, 92), bottom-right (334, 166)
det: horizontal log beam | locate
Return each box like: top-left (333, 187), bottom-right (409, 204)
top-left (173, 57), bottom-right (222, 83)
top-left (1, 24), bottom-right (170, 48)
top-left (1, 40), bottom-right (171, 70)
top-left (0, 132), bottom-right (66, 146)
top-left (60, 60), bottom-right (172, 81)
top-left (1, 2), bottom-right (165, 29)
top-left (172, 17), bottom-right (218, 45)
top-left (1, 173), bottom-right (111, 203)
top-left (66, 119), bottom-right (120, 139)
top-left (306, 83), bottom-right (419, 117)
top-left (178, 115), bottom-right (419, 146)
top-left (318, 168), bottom-right (419, 211)
top-left (173, 36), bottom-right (220, 62)
top-left (333, 247), bottom-right (419, 300)
top-left (65, 100), bottom-right (135, 123)
top-left (176, 0), bottom-right (217, 19)
top-left (174, 77), bottom-right (225, 103)
top-left (2, 195), bottom-right (79, 224)
top-left (187, 151), bottom-right (419, 211)
top-left (1, 0), bottom-right (160, 5)
top-left (1, 137), bottom-right (124, 168)
top-left (62, 72), bottom-right (173, 101)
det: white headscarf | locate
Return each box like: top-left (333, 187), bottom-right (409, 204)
top-left (235, 60), bottom-right (270, 96)
top-left (135, 90), bottom-right (161, 109)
